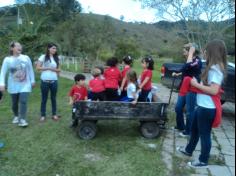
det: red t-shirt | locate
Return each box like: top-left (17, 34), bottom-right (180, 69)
top-left (121, 65), bottom-right (131, 88)
top-left (104, 67), bottom-right (121, 89)
top-left (141, 69), bottom-right (152, 90)
top-left (69, 85), bottom-right (88, 102)
top-left (89, 77), bottom-right (105, 93)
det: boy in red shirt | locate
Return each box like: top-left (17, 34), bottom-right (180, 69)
top-left (104, 57), bottom-right (121, 101)
top-left (68, 74), bottom-right (88, 127)
top-left (89, 67), bottom-right (105, 101)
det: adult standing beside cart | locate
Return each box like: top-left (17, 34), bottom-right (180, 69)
top-left (172, 43), bottom-right (202, 137)
top-left (0, 41), bottom-right (35, 127)
top-left (36, 43), bottom-right (60, 122)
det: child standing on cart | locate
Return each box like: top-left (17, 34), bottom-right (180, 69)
top-left (69, 74), bottom-right (88, 127)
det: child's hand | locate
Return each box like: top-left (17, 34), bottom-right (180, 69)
top-left (172, 72), bottom-right (177, 77)
top-left (69, 100), bottom-right (73, 105)
top-left (132, 100), bottom-right (137, 105)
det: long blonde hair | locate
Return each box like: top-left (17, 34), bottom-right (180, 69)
top-left (201, 39), bottom-right (227, 85)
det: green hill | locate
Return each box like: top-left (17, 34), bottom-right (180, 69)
top-left (0, 4), bottom-right (235, 62)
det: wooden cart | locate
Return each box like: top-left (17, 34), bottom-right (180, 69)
top-left (73, 101), bottom-right (169, 140)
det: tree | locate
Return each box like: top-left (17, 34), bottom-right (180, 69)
top-left (114, 38), bottom-right (141, 61)
top-left (138, 0), bottom-right (235, 49)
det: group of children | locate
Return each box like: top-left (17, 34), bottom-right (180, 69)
top-left (68, 56), bottom-right (155, 103)
top-left (68, 56), bottom-right (155, 126)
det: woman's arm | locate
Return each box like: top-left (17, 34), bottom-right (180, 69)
top-left (186, 46), bottom-right (195, 63)
top-left (191, 78), bottom-right (220, 95)
top-left (27, 57), bottom-right (35, 87)
top-left (36, 61), bottom-right (50, 71)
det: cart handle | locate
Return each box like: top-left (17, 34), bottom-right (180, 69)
top-left (168, 77), bottom-right (176, 105)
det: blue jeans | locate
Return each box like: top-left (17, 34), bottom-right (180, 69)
top-left (175, 95), bottom-right (186, 130)
top-left (40, 80), bottom-right (58, 117)
top-left (11, 93), bottom-right (29, 120)
top-left (138, 89), bottom-right (151, 102)
top-left (185, 92), bottom-right (197, 134)
top-left (185, 106), bottom-right (216, 164)
top-left (175, 93), bottom-right (196, 133)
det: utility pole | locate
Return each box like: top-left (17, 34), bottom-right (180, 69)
top-left (17, 6), bottom-right (22, 29)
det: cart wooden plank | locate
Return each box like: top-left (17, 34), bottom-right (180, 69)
top-left (75, 101), bottom-right (168, 121)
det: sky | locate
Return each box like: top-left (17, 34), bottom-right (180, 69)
top-left (0, 0), bottom-right (158, 23)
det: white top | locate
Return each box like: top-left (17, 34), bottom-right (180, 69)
top-left (38, 54), bottom-right (58, 81)
top-left (127, 82), bottom-right (137, 99)
top-left (197, 64), bottom-right (223, 108)
top-left (0, 54), bottom-right (35, 94)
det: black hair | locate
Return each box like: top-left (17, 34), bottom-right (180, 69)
top-left (142, 56), bottom-right (154, 70)
top-left (45, 43), bottom-right (59, 68)
top-left (74, 74), bottom-right (86, 82)
top-left (106, 57), bottom-right (118, 67)
top-left (123, 55), bottom-right (133, 65)
top-left (9, 41), bottom-right (21, 55)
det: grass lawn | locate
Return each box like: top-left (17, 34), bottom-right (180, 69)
top-left (0, 76), bottom-right (167, 176)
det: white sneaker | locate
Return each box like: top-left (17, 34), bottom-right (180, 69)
top-left (12, 116), bottom-right (19, 124)
top-left (18, 119), bottom-right (28, 127)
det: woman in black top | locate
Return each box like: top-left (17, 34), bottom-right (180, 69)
top-left (173, 43), bottom-right (202, 137)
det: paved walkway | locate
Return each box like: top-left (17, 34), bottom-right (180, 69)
top-left (60, 71), bottom-right (235, 176)
top-left (158, 83), bottom-right (235, 176)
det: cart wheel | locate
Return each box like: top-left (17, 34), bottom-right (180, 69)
top-left (78, 121), bottom-right (97, 140)
top-left (140, 122), bottom-right (160, 139)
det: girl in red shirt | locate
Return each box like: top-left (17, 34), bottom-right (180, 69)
top-left (120, 55), bottom-right (133, 99)
top-left (138, 57), bottom-right (154, 102)
top-left (104, 57), bottom-right (121, 101)
top-left (89, 67), bottom-right (105, 101)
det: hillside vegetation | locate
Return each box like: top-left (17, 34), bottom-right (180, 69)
top-left (0, 3), bottom-right (235, 63)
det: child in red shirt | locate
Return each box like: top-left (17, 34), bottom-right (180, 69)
top-left (138, 56), bottom-right (154, 102)
top-left (120, 55), bottom-right (133, 99)
top-left (104, 57), bottom-right (121, 101)
top-left (68, 74), bottom-right (88, 127)
top-left (89, 67), bottom-right (105, 101)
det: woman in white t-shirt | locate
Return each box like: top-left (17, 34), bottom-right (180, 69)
top-left (36, 43), bottom-right (60, 122)
top-left (0, 42), bottom-right (35, 127)
top-left (177, 40), bottom-right (227, 169)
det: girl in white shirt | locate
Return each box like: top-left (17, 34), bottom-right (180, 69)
top-left (121, 70), bottom-right (139, 103)
top-left (0, 42), bottom-right (35, 127)
top-left (36, 43), bottom-right (60, 122)
top-left (177, 40), bottom-right (227, 169)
